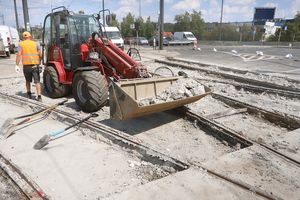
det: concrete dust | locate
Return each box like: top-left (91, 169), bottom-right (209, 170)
top-left (144, 60), bottom-right (300, 118)
top-left (208, 82), bottom-right (300, 118)
top-left (0, 168), bottom-right (27, 200)
top-left (203, 145), bottom-right (300, 200)
top-left (108, 167), bottom-right (264, 200)
top-left (0, 101), bottom-right (173, 200)
top-left (215, 113), bottom-right (289, 145)
top-left (101, 111), bottom-right (233, 164)
top-left (166, 58), bottom-right (300, 89)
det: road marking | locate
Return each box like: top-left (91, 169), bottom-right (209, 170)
top-left (228, 52), bottom-right (278, 62)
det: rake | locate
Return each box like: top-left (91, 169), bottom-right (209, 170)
top-left (0, 99), bottom-right (68, 139)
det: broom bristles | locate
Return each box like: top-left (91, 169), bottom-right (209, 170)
top-left (0, 118), bottom-right (14, 137)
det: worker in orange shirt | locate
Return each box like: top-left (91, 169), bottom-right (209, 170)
top-left (15, 31), bottom-right (42, 101)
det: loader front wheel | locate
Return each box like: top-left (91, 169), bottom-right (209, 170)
top-left (73, 70), bottom-right (108, 112)
top-left (43, 66), bottom-right (71, 98)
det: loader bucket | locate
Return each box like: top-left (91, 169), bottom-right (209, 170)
top-left (109, 76), bottom-right (211, 120)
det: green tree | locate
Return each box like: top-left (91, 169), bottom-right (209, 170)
top-left (173, 10), bottom-right (205, 39)
top-left (190, 10), bottom-right (204, 39)
top-left (135, 17), bottom-right (145, 37)
top-left (174, 12), bottom-right (191, 31)
top-left (289, 12), bottom-right (300, 41)
top-left (111, 13), bottom-right (119, 27)
top-left (144, 17), bottom-right (155, 39)
top-left (164, 23), bottom-right (174, 32)
top-left (120, 13), bottom-right (135, 37)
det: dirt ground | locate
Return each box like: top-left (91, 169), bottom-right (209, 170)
top-left (0, 48), bottom-right (300, 199)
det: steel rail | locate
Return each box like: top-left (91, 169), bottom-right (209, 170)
top-left (166, 57), bottom-right (300, 85)
top-left (155, 59), bottom-right (300, 93)
top-left (0, 153), bottom-right (48, 199)
top-left (180, 103), bottom-right (300, 167)
top-left (212, 93), bottom-right (300, 130)
top-left (195, 77), bottom-right (300, 99)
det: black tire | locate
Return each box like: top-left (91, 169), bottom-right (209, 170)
top-left (72, 70), bottom-right (108, 112)
top-left (43, 66), bottom-right (71, 98)
top-left (6, 51), bottom-right (10, 58)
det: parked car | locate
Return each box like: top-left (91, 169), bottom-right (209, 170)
top-left (124, 37), bottom-right (135, 45)
top-left (133, 37), bottom-right (149, 45)
top-left (149, 36), bottom-right (170, 46)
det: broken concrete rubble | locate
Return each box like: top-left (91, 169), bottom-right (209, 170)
top-left (138, 78), bottom-right (205, 106)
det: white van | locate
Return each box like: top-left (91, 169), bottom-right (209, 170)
top-left (173, 32), bottom-right (197, 43)
top-left (103, 26), bottom-right (124, 50)
top-left (0, 25), bottom-right (20, 56)
top-left (0, 34), bottom-right (6, 57)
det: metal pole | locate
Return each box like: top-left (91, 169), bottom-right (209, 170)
top-left (22, 0), bottom-right (30, 31)
top-left (159, 0), bottom-right (164, 50)
top-left (139, 0), bottom-right (141, 18)
top-left (0, 14), bottom-right (4, 25)
top-left (219, 0), bottom-right (224, 41)
top-left (278, 27), bottom-right (282, 46)
top-left (102, 0), bottom-right (105, 26)
top-left (13, 0), bottom-right (19, 32)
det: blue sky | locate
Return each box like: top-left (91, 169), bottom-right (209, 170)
top-left (1, 0), bottom-right (299, 28)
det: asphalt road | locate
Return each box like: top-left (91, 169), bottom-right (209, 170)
top-left (1, 44), bottom-right (299, 81)
top-left (161, 44), bottom-right (300, 81)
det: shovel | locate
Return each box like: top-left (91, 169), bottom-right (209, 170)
top-left (0, 99), bottom-right (68, 139)
top-left (33, 113), bottom-right (99, 150)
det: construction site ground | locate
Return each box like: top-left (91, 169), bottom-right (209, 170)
top-left (0, 44), bottom-right (299, 200)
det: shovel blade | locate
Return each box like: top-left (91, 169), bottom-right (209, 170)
top-left (0, 125), bottom-right (16, 139)
top-left (0, 118), bottom-right (14, 136)
top-left (33, 135), bottom-right (51, 150)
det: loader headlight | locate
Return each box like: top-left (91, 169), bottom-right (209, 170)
top-left (89, 52), bottom-right (99, 59)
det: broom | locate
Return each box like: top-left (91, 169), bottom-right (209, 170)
top-left (0, 99), bottom-right (68, 139)
top-left (33, 113), bottom-right (98, 150)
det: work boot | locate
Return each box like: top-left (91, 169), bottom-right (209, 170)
top-left (27, 92), bottom-right (32, 99)
top-left (37, 95), bottom-right (42, 102)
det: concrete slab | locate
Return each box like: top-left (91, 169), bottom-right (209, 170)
top-left (109, 167), bottom-right (263, 200)
top-left (0, 100), bottom-right (171, 200)
top-left (272, 128), bottom-right (300, 163)
top-left (203, 145), bottom-right (300, 200)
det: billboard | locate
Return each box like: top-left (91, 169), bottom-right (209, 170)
top-left (253, 7), bottom-right (276, 25)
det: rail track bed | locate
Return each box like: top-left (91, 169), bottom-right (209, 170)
top-left (0, 56), bottom-right (299, 199)
top-left (148, 58), bottom-right (300, 118)
top-left (0, 88), bottom-right (299, 199)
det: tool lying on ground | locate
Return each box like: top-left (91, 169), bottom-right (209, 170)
top-left (205, 108), bottom-right (248, 120)
top-left (0, 99), bottom-right (68, 139)
top-left (33, 113), bottom-right (99, 150)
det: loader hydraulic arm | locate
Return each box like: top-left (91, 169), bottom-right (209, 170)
top-left (90, 32), bottom-right (149, 80)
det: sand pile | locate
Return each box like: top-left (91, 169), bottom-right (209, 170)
top-left (138, 78), bottom-right (205, 106)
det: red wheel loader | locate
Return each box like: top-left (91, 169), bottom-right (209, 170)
top-left (42, 7), bottom-right (210, 120)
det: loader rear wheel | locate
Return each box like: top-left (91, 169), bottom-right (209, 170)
top-left (43, 66), bottom-right (71, 98)
top-left (72, 70), bottom-right (108, 112)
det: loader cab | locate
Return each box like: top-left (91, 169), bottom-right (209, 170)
top-left (42, 9), bottom-right (100, 69)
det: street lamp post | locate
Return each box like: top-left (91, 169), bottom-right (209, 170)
top-left (13, 0), bottom-right (19, 32)
top-left (102, 0), bottom-right (105, 26)
top-left (159, 0), bottom-right (164, 50)
top-left (139, 0), bottom-right (141, 18)
top-left (22, 0), bottom-right (30, 31)
top-left (219, 0), bottom-right (224, 41)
